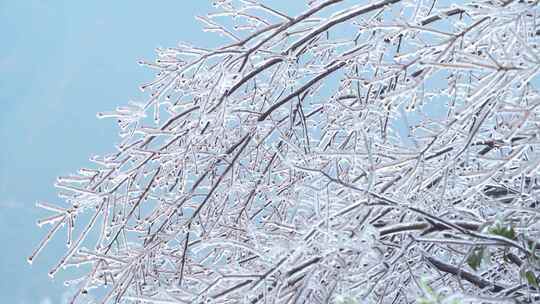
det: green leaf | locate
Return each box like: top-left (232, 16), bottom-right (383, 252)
top-left (488, 223), bottom-right (516, 240)
top-left (467, 248), bottom-right (483, 271)
top-left (417, 298), bottom-right (433, 304)
top-left (419, 278), bottom-right (436, 297)
top-left (524, 270), bottom-right (539, 289)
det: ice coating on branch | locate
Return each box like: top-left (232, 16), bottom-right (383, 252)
top-left (29, 0), bottom-right (540, 303)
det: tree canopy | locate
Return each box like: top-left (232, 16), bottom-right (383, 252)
top-left (31, 0), bottom-right (540, 303)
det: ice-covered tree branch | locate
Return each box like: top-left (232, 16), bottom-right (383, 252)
top-left (30, 0), bottom-right (540, 303)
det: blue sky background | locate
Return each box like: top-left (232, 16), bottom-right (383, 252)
top-left (0, 1), bottom-right (219, 303)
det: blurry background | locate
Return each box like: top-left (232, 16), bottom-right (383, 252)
top-left (0, 1), bottom-right (213, 303)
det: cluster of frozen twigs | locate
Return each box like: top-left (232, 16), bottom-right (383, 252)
top-left (30, 0), bottom-right (540, 303)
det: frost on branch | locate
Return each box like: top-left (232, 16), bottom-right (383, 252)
top-left (31, 0), bottom-right (540, 303)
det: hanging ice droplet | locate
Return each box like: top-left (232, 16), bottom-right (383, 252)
top-left (27, 256), bottom-right (33, 265)
top-left (96, 112), bottom-right (120, 119)
top-left (154, 106), bottom-right (160, 124)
